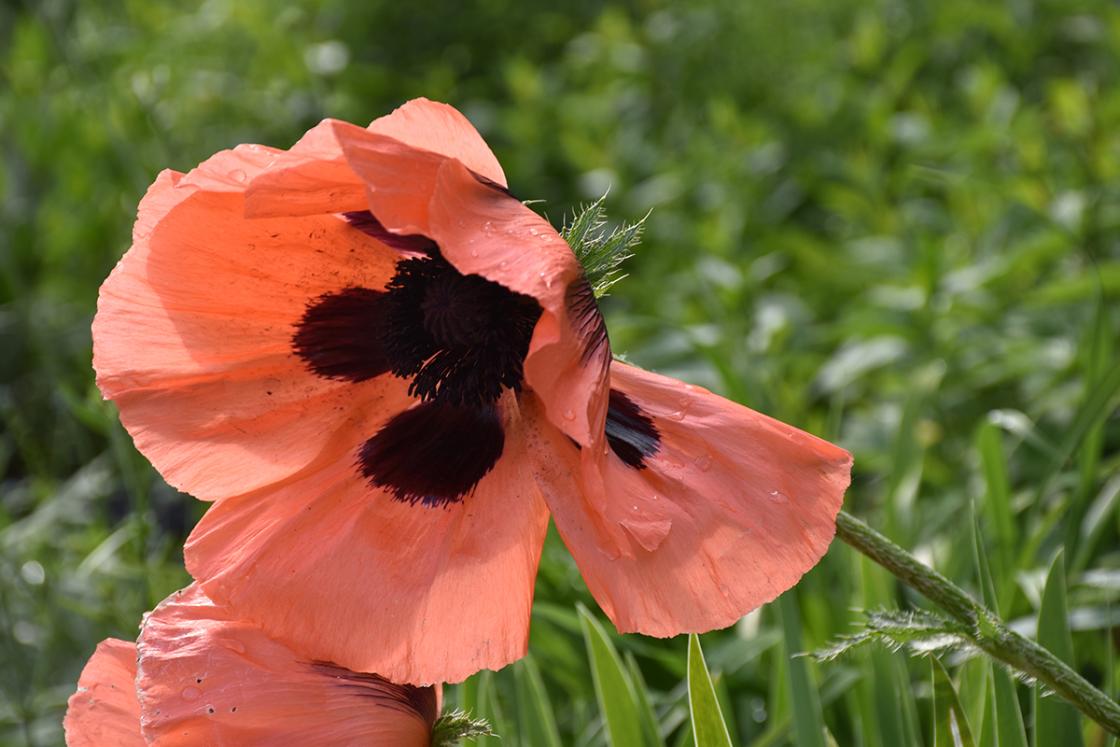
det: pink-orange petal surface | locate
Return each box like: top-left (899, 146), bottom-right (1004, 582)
top-left (137, 585), bottom-right (436, 746)
top-left (242, 118), bottom-right (370, 219)
top-left (184, 394), bottom-right (550, 685)
top-left (530, 361), bottom-right (852, 636)
top-left (368, 97), bottom-right (507, 187)
top-left (93, 151), bottom-right (405, 501)
top-left (64, 639), bottom-right (145, 747)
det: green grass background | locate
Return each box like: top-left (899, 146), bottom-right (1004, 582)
top-left (2, 0), bottom-right (1119, 744)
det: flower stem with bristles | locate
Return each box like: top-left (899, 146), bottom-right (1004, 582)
top-left (835, 510), bottom-right (1120, 736)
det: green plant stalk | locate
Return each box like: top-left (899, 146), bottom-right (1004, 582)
top-left (834, 510), bottom-right (1120, 736)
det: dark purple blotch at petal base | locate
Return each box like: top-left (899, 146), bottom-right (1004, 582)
top-left (565, 276), bottom-right (609, 365)
top-left (309, 661), bottom-right (438, 723)
top-left (470, 170), bottom-right (515, 198)
top-left (605, 389), bottom-right (660, 469)
top-left (342, 211), bottom-right (438, 255)
top-left (293, 288), bottom-right (392, 382)
top-left (359, 401), bottom-right (506, 506)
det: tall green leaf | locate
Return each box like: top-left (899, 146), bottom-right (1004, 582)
top-left (779, 591), bottom-right (827, 747)
top-left (513, 656), bottom-right (563, 747)
top-left (975, 421), bottom-right (1015, 606)
top-left (626, 652), bottom-right (667, 747)
top-left (971, 507), bottom-right (1028, 747)
top-left (931, 658), bottom-right (977, 747)
top-left (687, 634), bottom-right (733, 747)
top-left (578, 604), bottom-right (647, 747)
top-left (989, 667), bottom-right (1030, 747)
top-left (1033, 552), bottom-right (1084, 747)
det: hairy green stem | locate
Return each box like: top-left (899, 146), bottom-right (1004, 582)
top-left (835, 510), bottom-right (1120, 736)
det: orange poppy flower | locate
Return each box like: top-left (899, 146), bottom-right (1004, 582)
top-left (64, 586), bottom-right (438, 746)
top-left (93, 98), bottom-right (852, 685)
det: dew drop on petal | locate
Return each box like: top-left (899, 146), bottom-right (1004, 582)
top-left (694, 452), bottom-right (713, 471)
top-left (227, 169), bottom-right (247, 183)
top-left (224, 640), bottom-right (246, 654)
top-left (563, 408), bottom-right (576, 421)
top-left (181, 687), bottom-right (202, 702)
top-left (767, 489), bottom-right (788, 503)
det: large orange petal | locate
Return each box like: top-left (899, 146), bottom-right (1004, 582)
top-left (137, 585), bottom-right (436, 746)
top-left (64, 639), bottom-right (145, 747)
top-left (368, 98), bottom-right (506, 187)
top-left (528, 361), bottom-right (852, 636)
top-left (331, 122), bottom-right (611, 447)
top-left (184, 394), bottom-right (550, 685)
top-left (93, 151), bottom-right (406, 500)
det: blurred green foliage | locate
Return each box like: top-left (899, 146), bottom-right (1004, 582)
top-left (2, 0), bottom-right (1120, 744)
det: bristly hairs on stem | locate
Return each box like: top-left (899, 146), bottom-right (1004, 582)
top-left (430, 709), bottom-right (496, 745)
top-left (561, 193), bottom-right (649, 298)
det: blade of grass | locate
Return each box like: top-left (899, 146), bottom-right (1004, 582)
top-left (975, 421), bottom-right (1016, 610)
top-left (687, 634), bottom-right (733, 747)
top-left (931, 658), bottom-right (977, 747)
top-left (971, 506), bottom-right (1029, 747)
top-left (459, 671), bottom-right (503, 746)
top-left (513, 656), bottom-right (563, 747)
top-left (778, 590), bottom-right (827, 747)
top-left (1034, 551), bottom-right (1085, 747)
top-left (579, 604), bottom-right (647, 747)
top-left (626, 651), bottom-right (667, 747)
top-left (1020, 363), bottom-right (1120, 566)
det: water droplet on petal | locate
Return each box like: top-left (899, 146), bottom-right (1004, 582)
top-left (694, 453), bottom-right (713, 471)
top-left (224, 640), bottom-right (246, 654)
top-left (562, 409), bottom-right (576, 421)
top-left (228, 169), bottom-right (247, 183)
top-left (470, 248), bottom-right (479, 257)
top-left (181, 687), bottom-right (201, 702)
top-left (767, 489), bottom-right (788, 503)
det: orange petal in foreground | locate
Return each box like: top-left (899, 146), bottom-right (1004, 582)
top-left (94, 97), bottom-right (852, 685)
top-left (63, 587), bottom-right (438, 746)
top-left (64, 639), bottom-right (145, 747)
top-left (137, 585), bottom-right (437, 745)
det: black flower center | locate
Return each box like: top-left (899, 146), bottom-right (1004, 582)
top-left (293, 214), bottom-right (543, 505)
top-left (381, 253), bottom-right (542, 406)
